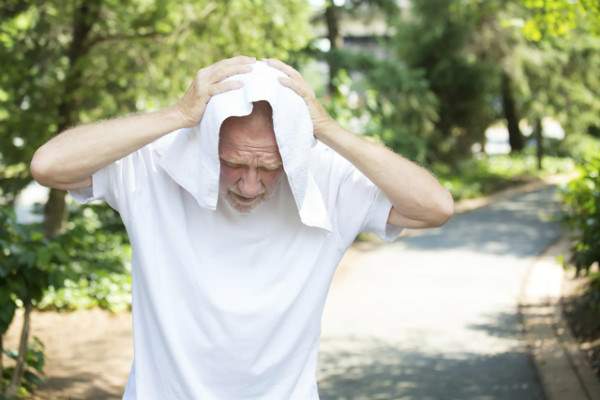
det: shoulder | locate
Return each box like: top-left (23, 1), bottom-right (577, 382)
top-left (308, 140), bottom-right (358, 202)
top-left (309, 140), bottom-right (354, 176)
top-left (148, 128), bottom-right (186, 159)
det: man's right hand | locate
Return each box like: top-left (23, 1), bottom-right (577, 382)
top-left (175, 55), bottom-right (256, 128)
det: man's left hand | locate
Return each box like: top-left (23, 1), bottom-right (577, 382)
top-left (264, 58), bottom-right (336, 139)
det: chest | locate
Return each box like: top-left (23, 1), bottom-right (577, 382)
top-left (129, 182), bottom-right (332, 284)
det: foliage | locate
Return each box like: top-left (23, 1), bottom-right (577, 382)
top-left (518, 34), bottom-right (600, 142)
top-left (37, 270), bottom-right (131, 313)
top-left (522, 0), bottom-right (600, 40)
top-left (322, 63), bottom-right (437, 165)
top-left (559, 155), bottom-right (600, 277)
top-left (546, 132), bottom-right (600, 163)
top-left (303, 0), bottom-right (506, 165)
top-left (436, 153), bottom-right (574, 201)
top-left (0, 207), bottom-right (64, 335)
top-left (1, 336), bottom-right (45, 399)
top-left (387, 0), bottom-right (501, 164)
top-left (328, 0), bottom-right (600, 167)
top-left (510, 1), bottom-right (600, 143)
top-left (0, 202), bottom-right (129, 328)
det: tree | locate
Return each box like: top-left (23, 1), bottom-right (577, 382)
top-left (389, 0), bottom-right (500, 163)
top-left (517, 0), bottom-right (600, 169)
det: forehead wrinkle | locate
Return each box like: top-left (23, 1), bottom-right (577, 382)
top-left (220, 125), bottom-right (278, 150)
top-left (220, 146), bottom-right (282, 164)
top-left (220, 142), bottom-right (279, 151)
top-left (220, 141), bottom-right (281, 156)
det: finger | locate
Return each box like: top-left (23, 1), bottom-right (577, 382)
top-left (277, 76), bottom-right (302, 96)
top-left (197, 56), bottom-right (254, 78)
top-left (265, 58), bottom-right (302, 80)
top-left (209, 63), bottom-right (253, 83)
top-left (278, 76), bottom-right (314, 99)
top-left (209, 80), bottom-right (243, 96)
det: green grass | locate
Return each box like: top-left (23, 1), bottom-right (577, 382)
top-left (434, 153), bottom-right (576, 202)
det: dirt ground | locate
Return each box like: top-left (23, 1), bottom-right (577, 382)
top-left (561, 269), bottom-right (600, 382)
top-left (4, 308), bottom-right (133, 399)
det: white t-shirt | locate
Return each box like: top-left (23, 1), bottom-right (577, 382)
top-left (68, 139), bottom-right (403, 400)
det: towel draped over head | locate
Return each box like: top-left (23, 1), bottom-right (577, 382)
top-left (152, 60), bottom-right (332, 232)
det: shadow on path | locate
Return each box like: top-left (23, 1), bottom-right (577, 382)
top-left (320, 185), bottom-right (565, 399)
top-left (399, 186), bottom-right (564, 256)
top-left (318, 335), bottom-right (544, 400)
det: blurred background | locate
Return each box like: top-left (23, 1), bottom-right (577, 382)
top-left (1, 0), bottom-right (599, 399)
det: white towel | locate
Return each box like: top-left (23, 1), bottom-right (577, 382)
top-left (153, 60), bottom-right (332, 231)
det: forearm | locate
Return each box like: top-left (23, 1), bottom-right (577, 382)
top-left (31, 104), bottom-right (187, 186)
top-left (318, 122), bottom-right (454, 224)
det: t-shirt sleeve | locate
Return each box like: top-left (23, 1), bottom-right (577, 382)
top-left (67, 163), bottom-right (116, 208)
top-left (314, 143), bottom-right (404, 249)
top-left (336, 162), bottom-right (404, 246)
top-left (67, 145), bottom-right (153, 215)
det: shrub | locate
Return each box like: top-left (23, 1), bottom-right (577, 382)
top-left (556, 133), bottom-right (600, 163)
top-left (559, 155), bottom-right (600, 277)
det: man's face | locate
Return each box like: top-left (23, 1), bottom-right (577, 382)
top-left (218, 101), bottom-right (284, 213)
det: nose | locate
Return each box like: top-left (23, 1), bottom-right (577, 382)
top-left (238, 167), bottom-right (264, 198)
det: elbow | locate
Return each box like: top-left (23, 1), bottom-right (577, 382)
top-left (30, 147), bottom-right (55, 187)
top-left (431, 189), bottom-right (454, 226)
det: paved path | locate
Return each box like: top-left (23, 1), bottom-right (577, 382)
top-left (318, 185), bottom-right (564, 400)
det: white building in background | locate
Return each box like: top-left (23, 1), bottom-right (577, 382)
top-left (483, 117), bottom-right (565, 155)
top-left (15, 181), bottom-right (50, 225)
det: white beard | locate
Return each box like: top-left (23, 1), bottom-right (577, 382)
top-left (220, 174), bottom-right (283, 214)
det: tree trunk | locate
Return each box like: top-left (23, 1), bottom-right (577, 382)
top-left (324, 0), bottom-right (343, 97)
top-left (501, 71), bottom-right (525, 153)
top-left (535, 117), bottom-right (543, 170)
top-left (4, 301), bottom-right (32, 398)
top-left (43, 188), bottom-right (68, 238)
top-left (42, 1), bottom-right (101, 238)
top-left (1, 334), bottom-right (3, 385)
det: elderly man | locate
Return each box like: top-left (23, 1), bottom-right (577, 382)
top-left (30, 55), bottom-right (453, 400)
